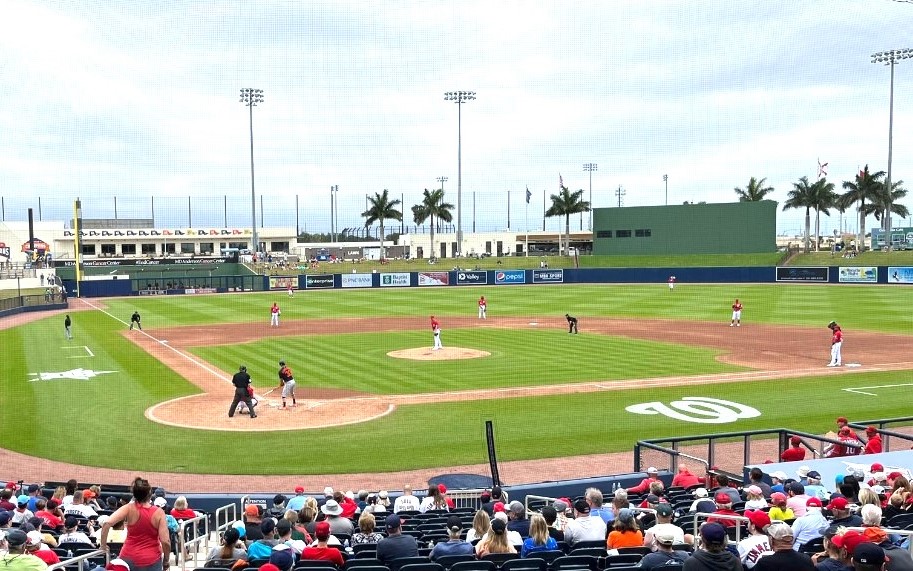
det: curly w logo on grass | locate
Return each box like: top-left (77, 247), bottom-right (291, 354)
top-left (626, 397), bottom-right (761, 424)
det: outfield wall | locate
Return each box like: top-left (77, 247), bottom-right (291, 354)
top-left (56, 265), bottom-right (913, 297)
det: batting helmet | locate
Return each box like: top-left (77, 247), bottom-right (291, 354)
top-left (239, 365), bottom-right (247, 371)
top-left (279, 361), bottom-right (285, 366)
top-left (828, 321), bottom-right (837, 328)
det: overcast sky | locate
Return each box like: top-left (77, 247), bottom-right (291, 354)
top-left (1, 0), bottom-right (911, 236)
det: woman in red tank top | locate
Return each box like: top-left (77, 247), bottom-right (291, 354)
top-left (100, 477), bottom-right (171, 571)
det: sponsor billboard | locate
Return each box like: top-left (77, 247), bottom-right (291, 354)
top-left (268, 276), bottom-right (296, 290)
top-left (838, 266), bottom-right (877, 283)
top-left (455, 271), bottom-right (488, 285)
top-left (494, 270), bottom-right (525, 284)
top-left (380, 272), bottom-right (410, 287)
top-left (418, 272), bottom-right (449, 286)
top-left (532, 269), bottom-right (564, 283)
top-left (305, 274), bottom-right (334, 289)
top-left (341, 273), bottom-right (373, 288)
top-left (888, 267), bottom-right (913, 284)
top-left (775, 267), bottom-right (828, 282)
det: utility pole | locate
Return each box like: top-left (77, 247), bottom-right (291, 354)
top-left (615, 185), bottom-right (626, 207)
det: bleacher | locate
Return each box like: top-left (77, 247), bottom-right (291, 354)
top-left (9, 419), bottom-right (913, 571)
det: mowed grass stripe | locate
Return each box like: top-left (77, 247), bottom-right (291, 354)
top-left (191, 329), bottom-right (742, 395)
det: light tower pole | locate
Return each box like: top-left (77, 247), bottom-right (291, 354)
top-left (583, 163), bottom-right (597, 231)
top-left (872, 48), bottom-right (912, 240)
top-left (239, 88), bottom-right (264, 255)
top-left (663, 174), bottom-right (669, 206)
top-left (444, 91), bottom-right (475, 255)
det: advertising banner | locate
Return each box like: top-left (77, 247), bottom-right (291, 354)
top-left (418, 272), bottom-right (449, 286)
top-left (532, 269), bottom-right (564, 283)
top-left (305, 274), bottom-right (334, 289)
top-left (775, 267), bottom-right (828, 282)
top-left (269, 276), bottom-right (296, 290)
top-left (495, 270), bottom-right (526, 285)
top-left (838, 266), bottom-right (877, 283)
top-left (341, 273), bottom-right (373, 288)
top-left (455, 271), bottom-right (487, 285)
top-left (888, 267), bottom-right (913, 284)
top-left (380, 272), bottom-right (410, 287)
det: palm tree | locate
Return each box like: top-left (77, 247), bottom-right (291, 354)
top-left (411, 188), bottom-right (453, 260)
top-left (839, 165), bottom-right (885, 251)
top-left (783, 176), bottom-right (816, 252)
top-left (867, 179), bottom-right (909, 225)
top-left (545, 184), bottom-right (590, 255)
top-left (361, 189), bottom-right (402, 260)
top-left (810, 178), bottom-right (838, 251)
top-left (734, 177), bottom-right (774, 202)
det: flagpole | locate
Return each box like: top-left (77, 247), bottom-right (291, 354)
top-left (525, 192), bottom-right (529, 257)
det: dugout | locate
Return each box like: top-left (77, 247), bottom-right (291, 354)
top-left (593, 200), bottom-right (777, 255)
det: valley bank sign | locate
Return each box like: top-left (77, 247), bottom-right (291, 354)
top-left (455, 271), bottom-right (487, 285)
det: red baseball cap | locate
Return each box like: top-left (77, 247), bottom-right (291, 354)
top-left (866, 426), bottom-right (878, 435)
top-left (770, 492), bottom-right (788, 506)
top-left (714, 492), bottom-right (731, 504)
top-left (871, 463), bottom-right (884, 472)
top-left (493, 502), bottom-right (505, 513)
top-left (837, 417), bottom-right (848, 424)
top-left (790, 436), bottom-right (801, 445)
top-left (294, 486), bottom-right (304, 494)
top-left (827, 497), bottom-right (849, 510)
top-left (831, 530), bottom-right (868, 555)
top-left (744, 510), bottom-right (771, 529)
top-left (806, 497), bottom-right (823, 507)
top-left (888, 472), bottom-right (903, 480)
top-left (437, 484), bottom-right (447, 494)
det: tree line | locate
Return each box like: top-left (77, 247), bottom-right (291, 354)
top-left (735, 168), bottom-right (908, 252)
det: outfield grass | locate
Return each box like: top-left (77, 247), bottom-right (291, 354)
top-left (1, 283), bottom-right (911, 475)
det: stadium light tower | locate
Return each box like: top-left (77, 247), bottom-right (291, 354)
top-left (444, 91), bottom-right (475, 255)
top-left (239, 88), bottom-right (264, 254)
top-left (583, 163), bottom-right (597, 231)
top-left (871, 48), bottom-right (912, 239)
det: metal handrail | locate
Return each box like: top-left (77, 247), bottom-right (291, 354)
top-left (176, 513), bottom-right (210, 571)
top-left (47, 548), bottom-right (107, 571)
top-left (214, 502), bottom-right (239, 535)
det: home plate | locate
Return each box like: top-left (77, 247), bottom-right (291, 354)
top-left (529, 322), bottom-right (538, 326)
top-left (846, 363), bottom-right (862, 368)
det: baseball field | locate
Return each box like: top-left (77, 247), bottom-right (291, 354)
top-left (1, 282), bottom-right (912, 486)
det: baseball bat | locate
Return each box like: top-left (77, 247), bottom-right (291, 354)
top-left (262, 387), bottom-right (278, 396)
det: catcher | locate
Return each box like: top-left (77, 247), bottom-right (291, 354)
top-left (278, 360), bottom-right (297, 408)
top-left (236, 385), bottom-right (259, 415)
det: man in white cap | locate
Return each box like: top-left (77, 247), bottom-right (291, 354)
top-left (320, 500), bottom-right (353, 535)
top-left (639, 529), bottom-right (690, 571)
top-left (796, 466), bottom-right (811, 486)
top-left (753, 522), bottom-right (814, 571)
top-left (688, 488), bottom-right (715, 513)
top-left (626, 467), bottom-right (662, 494)
top-left (770, 471), bottom-right (789, 494)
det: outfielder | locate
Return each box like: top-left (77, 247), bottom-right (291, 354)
top-left (270, 302), bottom-right (281, 327)
top-left (287, 285), bottom-right (294, 297)
top-left (478, 296), bottom-right (487, 319)
top-left (431, 315), bottom-right (443, 350)
top-left (278, 360), bottom-right (297, 408)
top-left (730, 299), bottom-right (742, 327)
top-left (668, 275), bottom-right (677, 290)
top-left (827, 321), bottom-right (843, 367)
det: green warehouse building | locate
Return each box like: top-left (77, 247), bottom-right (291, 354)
top-left (592, 200), bottom-right (777, 255)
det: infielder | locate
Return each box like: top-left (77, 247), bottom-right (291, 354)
top-left (827, 321), bottom-right (843, 367)
top-left (730, 299), bottom-right (742, 327)
top-left (270, 302), bottom-right (281, 327)
top-left (478, 296), bottom-right (487, 319)
top-left (431, 315), bottom-right (443, 350)
top-left (129, 311), bottom-right (143, 330)
top-left (228, 365), bottom-right (257, 418)
top-left (278, 360), bottom-right (297, 408)
top-left (566, 313), bottom-right (578, 334)
top-left (64, 314), bottom-right (72, 340)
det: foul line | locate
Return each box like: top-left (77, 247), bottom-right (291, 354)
top-left (844, 382), bottom-right (913, 397)
top-left (79, 298), bottom-right (236, 389)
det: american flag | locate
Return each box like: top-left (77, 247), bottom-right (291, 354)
top-left (526, 186), bottom-right (532, 204)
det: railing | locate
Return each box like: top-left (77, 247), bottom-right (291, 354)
top-left (176, 513), bottom-right (210, 571)
top-left (214, 501), bottom-right (239, 536)
top-left (633, 426), bottom-right (913, 479)
top-left (0, 293), bottom-right (66, 313)
top-left (47, 548), bottom-right (107, 571)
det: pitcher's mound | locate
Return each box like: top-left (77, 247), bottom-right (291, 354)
top-left (388, 347), bottom-right (491, 360)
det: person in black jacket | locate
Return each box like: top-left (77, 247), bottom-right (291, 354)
top-left (228, 366), bottom-right (257, 418)
top-left (129, 311), bottom-right (142, 331)
top-left (566, 314), bottom-right (578, 334)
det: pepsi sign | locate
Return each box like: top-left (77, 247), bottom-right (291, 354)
top-left (495, 270), bottom-right (525, 284)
